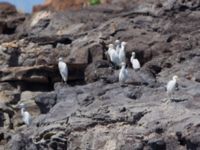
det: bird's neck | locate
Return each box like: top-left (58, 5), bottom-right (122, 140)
top-left (121, 45), bottom-right (125, 49)
top-left (121, 66), bottom-right (125, 70)
top-left (108, 48), bottom-right (114, 52)
top-left (21, 108), bottom-right (25, 115)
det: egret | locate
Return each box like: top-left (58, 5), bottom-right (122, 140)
top-left (130, 52), bottom-right (141, 70)
top-left (119, 41), bottom-right (126, 64)
top-left (119, 62), bottom-right (128, 83)
top-left (166, 75), bottom-right (178, 100)
top-left (19, 103), bottom-right (32, 126)
top-left (107, 44), bottom-right (121, 67)
top-left (58, 57), bottom-right (68, 84)
top-left (115, 39), bottom-right (121, 55)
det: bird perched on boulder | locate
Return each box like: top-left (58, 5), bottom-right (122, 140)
top-left (119, 41), bottom-right (127, 64)
top-left (106, 44), bottom-right (121, 67)
top-left (58, 57), bottom-right (68, 84)
top-left (115, 39), bottom-right (121, 55)
top-left (130, 52), bottom-right (141, 70)
top-left (18, 103), bottom-right (32, 126)
top-left (166, 75), bottom-right (178, 100)
top-left (119, 62), bottom-right (128, 83)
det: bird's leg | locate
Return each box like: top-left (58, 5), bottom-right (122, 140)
top-left (64, 81), bottom-right (68, 87)
top-left (167, 92), bottom-right (172, 101)
top-left (135, 68), bottom-right (140, 72)
top-left (119, 81), bottom-right (127, 87)
top-left (115, 65), bottom-right (119, 70)
top-left (111, 62), bottom-right (117, 70)
top-left (169, 93), bottom-right (174, 102)
top-left (171, 92), bottom-right (175, 101)
top-left (110, 62), bottom-right (114, 69)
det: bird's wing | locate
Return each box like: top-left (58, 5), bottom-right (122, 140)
top-left (58, 62), bottom-right (67, 70)
top-left (133, 59), bottom-right (141, 68)
top-left (120, 49), bottom-right (125, 57)
top-left (130, 57), bottom-right (133, 63)
top-left (125, 69), bottom-right (129, 77)
top-left (24, 112), bottom-right (31, 119)
top-left (116, 45), bottom-right (120, 54)
top-left (166, 80), bottom-right (172, 89)
top-left (112, 51), bottom-right (121, 66)
top-left (166, 80), bottom-right (176, 91)
top-left (59, 62), bottom-right (68, 73)
top-left (24, 111), bottom-right (32, 124)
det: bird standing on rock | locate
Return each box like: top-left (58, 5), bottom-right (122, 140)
top-left (130, 52), bottom-right (141, 70)
top-left (119, 41), bottom-right (127, 64)
top-left (58, 57), bottom-right (68, 84)
top-left (18, 103), bottom-right (32, 126)
top-left (166, 75), bottom-right (178, 100)
top-left (119, 62), bottom-right (128, 83)
top-left (115, 39), bottom-right (121, 55)
top-left (107, 44), bottom-right (121, 67)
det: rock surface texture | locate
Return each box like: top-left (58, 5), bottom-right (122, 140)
top-left (1, 0), bottom-right (200, 149)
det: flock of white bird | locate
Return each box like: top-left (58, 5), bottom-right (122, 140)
top-left (18, 40), bottom-right (178, 126)
top-left (105, 40), bottom-right (141, 83)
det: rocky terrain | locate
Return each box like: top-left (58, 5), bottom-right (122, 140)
top-left (33, 0), bottom-right (111, 12)
top-left (1, 0), bottom-right (200, 149)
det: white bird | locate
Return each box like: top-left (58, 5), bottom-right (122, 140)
top-left (119, 41), bottom-right (127, 64)
top-left (119, 62), bottom-right (129, 83)
top-left (166, 75), bottom-right (178, 99)
top-left (115, 39), bottom-right (121, 55)
top-left (19, 103), bottom-right (32, 126)
top-left (58, 57), bottom-right (68, 83)
top-left (130, 52), bottom-right (141, 70)
top-left (107, 44), bottom-right (121, 67)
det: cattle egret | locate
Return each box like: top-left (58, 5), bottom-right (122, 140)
top-left (19, 103), bottom-right (32, 126)
top-left (166, 75), bottom-right (178, 100)
top-left (119, 41), bottom-right (126, 64)
top-left (130, 52), bottom-right (141, 70)
top-left (119, 62), bottom-right (128, 83)
top-left (58, 57), bottom-right (68, 83)
top-left (107, 44), bottom-right (121, 67)
top-left (115, 39), bottom-right (121, 54)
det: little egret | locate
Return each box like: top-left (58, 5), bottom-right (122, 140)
top-left (19, 103), bottom-right (32, 126)
top-left (107, 44), bottom-right (121, 67)
top-left (166, 75), bottom-right (178, 100)
top-left (58, 57), bottom-right (68, 84)
top-left (130, 52), bottom-right (141, 70)
top-left (119, 62), bottom-right (128, 83)
top-left (119, 41), bottom-right (126, 64)
top-left (115, 39), bottom-right (121, 55)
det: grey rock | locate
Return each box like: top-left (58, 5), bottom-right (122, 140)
top-left (2, 0), bottom-right (200, 149)
top-left (35, 92), bottom-right (57, 114)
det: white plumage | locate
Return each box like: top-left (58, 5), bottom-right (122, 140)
top-left (19, 103), bottom-right (32, 126)
top-left (119, 63), bottom-right (128, 83)
top-left (58, 57), bottom-right (68, 83)
top-left (107, 44), bottom-right (121, 67)
top-left (166, 75), bottom-right (178, 98)
top-left (115, 39), bottom-right (121, 55)
top-left (130, 52), bottom-right (141, 70)
top-left (119, 41), bottom-right (126, 64)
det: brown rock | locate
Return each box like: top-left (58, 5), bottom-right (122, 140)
top-left (0, 2), bottom-right (17, 17)
top-left (33, 0), bottom-right (111, 12)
